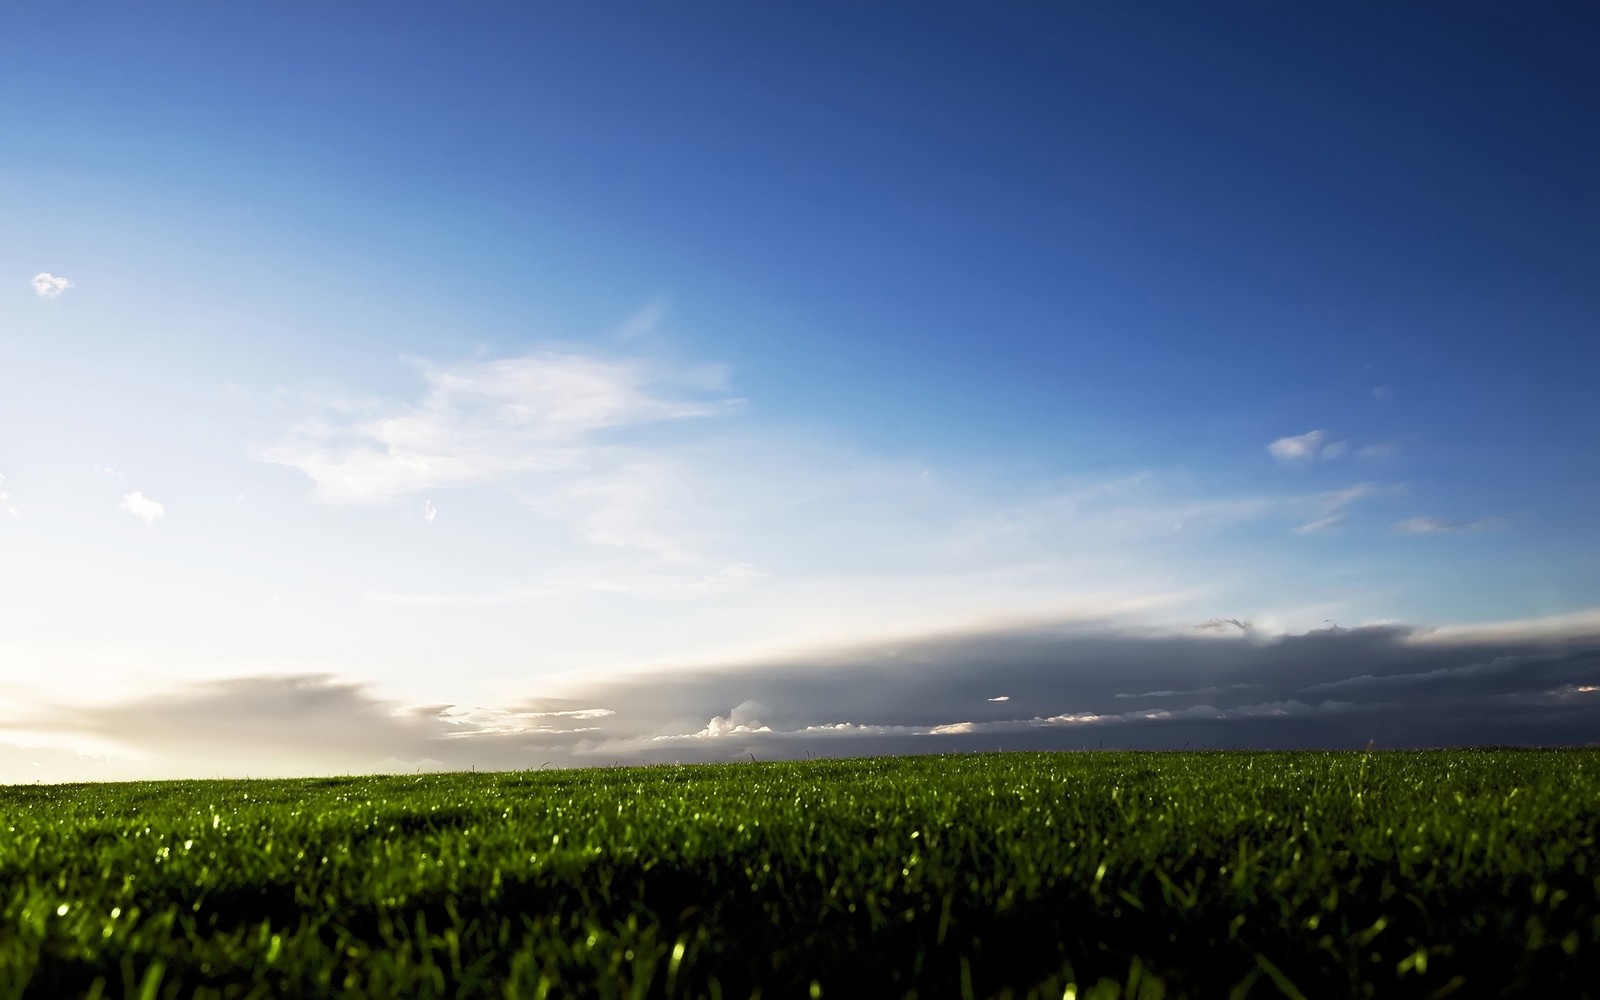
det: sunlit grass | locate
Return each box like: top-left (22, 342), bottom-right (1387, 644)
top-left (2, 750), bottom-right (1596, 998)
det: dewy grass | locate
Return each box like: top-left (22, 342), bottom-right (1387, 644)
top-left (1, 750), bottom-right (1596, 998)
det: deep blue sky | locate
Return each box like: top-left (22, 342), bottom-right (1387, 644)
top-left (3, 2), bottom-right (1597, 777)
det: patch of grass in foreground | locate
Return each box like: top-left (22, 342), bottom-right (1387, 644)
top-left (1, 750), bottom-right (1597, 999)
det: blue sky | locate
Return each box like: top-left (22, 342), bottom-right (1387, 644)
top-left (3, 2), bottom-right (1597, 779)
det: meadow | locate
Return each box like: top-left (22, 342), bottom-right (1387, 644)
top-left (1, 750), bottom-right (1596, 999)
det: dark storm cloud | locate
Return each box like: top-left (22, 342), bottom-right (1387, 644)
top-left (8, 619), bottom-right (1599, 779)
top-left (547, 620), bottom-right (1600, 762)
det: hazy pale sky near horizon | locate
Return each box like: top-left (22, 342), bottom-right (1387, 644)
top-left (3, 2), bottom-right (1598, 780)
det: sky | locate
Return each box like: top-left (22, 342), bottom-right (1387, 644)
top-left (2, 1), bottom-right (1597, 781)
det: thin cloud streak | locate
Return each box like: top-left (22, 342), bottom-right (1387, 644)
top-left (365, 562), bottom-right (766, 604)
top-left (1395, 516), bottom-right (1506, 535)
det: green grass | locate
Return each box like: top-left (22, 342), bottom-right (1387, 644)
top-left (2, 750), bottom-right (1596, 999)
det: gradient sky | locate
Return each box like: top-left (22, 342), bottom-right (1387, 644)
top-left (3, 2), bottom-right (1597, 780)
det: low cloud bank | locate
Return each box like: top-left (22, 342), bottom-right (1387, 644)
top-left (5, 616), bottom-right (1598, 781)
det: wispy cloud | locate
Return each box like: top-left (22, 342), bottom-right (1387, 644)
top-left (368, 561), bottom-right (765, 605)
top-left (1114, 682), bottom-right (1262, 700)
top-left (0, 474), bottom-right (16, 518)
top-left (533, 459), bottom-right (707, 560)
top-left (1416, 608), bottom-right (1600, 643)
top-left (119, 491), bottom-right (164, 523)
top-left (1292, 512), bottom-right (1346, 535)
top-left (614, 301), bottom-right (667, 340)
top-left (1394, 516), bottom-right (1505, 535)
top-left (423, 499), bottom-right (437, 523)
top-left (262, 352), bottom-right (738, 502)
top-left (30, 272), bottom-right (71, 298)
top-left (1291, 483), bottom-right (1383, 534)
top-left (1267, 430), bottom-right (1346, 463)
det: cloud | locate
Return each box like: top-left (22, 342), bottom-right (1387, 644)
top-left (1291, 483), bottom-right (1382, 535)
top-left (540, 458), bottom-right (706, 560)
top-left (423, 499), bottom-right (437, 523)
top-left (1114, 683), bottom-right (1262, 699)
top-left (0, 675), bottom-right (620, 781)
top-left (0, 474), bottom-right (15, 518)
top-left (366, 561), bottom-right (766, 604)
top-left (119, 492), bottom-right (164, 523)
top-left (30, 273), bottom-right (71, 298)
top-left (1418, 608), bottom-right (1600, 643)
top-left (526, 616), bottom-right (1600, 759)
top-left (260, 346), bottom-right (1441, 644)
top-left (987, 695), bottom-right (1010, 702)
top-left (614, 301), bottom-right (667, 340)
top-left (689, 700), bottom-right (772, 739)
top-left (262, 352), bottom-right (738, 502)
top-left (1394, 516), bottom-right (1506, 535)
top-left (1267, 430), bottom-right (1346, 463)
top-left (1292, 512), bottom-right (1346, 535)
top-left (8, 612), bottom-right (1599, 778)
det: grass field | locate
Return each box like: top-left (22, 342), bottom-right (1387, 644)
top-left (1, 750), bottom-right (1596, 999)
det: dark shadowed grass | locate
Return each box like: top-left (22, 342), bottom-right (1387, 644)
top-left (2, 749), bottom-right (1597, 998)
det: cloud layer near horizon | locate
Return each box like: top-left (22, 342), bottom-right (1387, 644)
top-left (5, 616), bottom-right (1596, 782)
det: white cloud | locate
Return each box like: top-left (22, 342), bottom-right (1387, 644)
top-left (1292, 512), bottom-right (1346, 535)
top-left (690, 700), bottom-right (771, 738)
top-left (1267, 430), bottom-right (1345, 463)
top-left (423, 499), bottom-right (437, 523)
top-left (30, 273), bottom-right (71, 298)
top-left (119, 492), bottom-right (164, 523)
top-left (430, 705), bottom-right (615, 737)
top-left (1394, 516), bottom-right (1504, 536)
top-left (262, 352), bottom-right (738, 502)
top-left (1032, 711), bottom-right (1110, 726)
top-left (260, 347), bottom-right (1430, 656)
top-left (987, 695), bottom-right (1009, 702)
